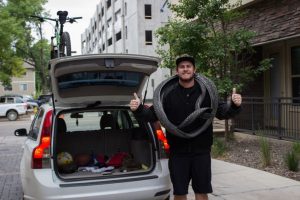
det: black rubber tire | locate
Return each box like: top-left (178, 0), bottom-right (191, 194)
top-left (61, 32), bottom-right (71, 57)
top-left (153, 74), bottom-right (219, 138)
top-left (7, 110), bottom-right (18, 121)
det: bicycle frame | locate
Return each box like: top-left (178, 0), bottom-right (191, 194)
top-left (50, 20), bottom-right (61, 58)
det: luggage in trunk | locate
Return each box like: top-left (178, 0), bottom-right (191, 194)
top-left (54, 110), bottom-right (155, 180)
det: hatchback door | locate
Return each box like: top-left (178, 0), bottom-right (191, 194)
top-left (49, 54), bottom-right (159, 108)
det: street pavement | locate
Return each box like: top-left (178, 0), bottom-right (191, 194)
top-left (0, 135), bottom-right (25, 200)
top-left (1, 117), bottom-right (300, 200)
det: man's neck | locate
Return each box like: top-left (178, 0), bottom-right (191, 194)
top-left (179, 79), bottom-right (195, 88)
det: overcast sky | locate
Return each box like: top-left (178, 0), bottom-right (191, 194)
top-left (42, 0), bottom-right (100, 55)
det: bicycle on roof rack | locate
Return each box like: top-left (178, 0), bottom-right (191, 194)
top-left (32, 11), bottom-right (82, 59)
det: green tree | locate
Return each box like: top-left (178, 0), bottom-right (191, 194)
top-left (0, 3), bottom-right (25, 86)
top-left (30, 39), bottom-right (51, 95)
top-left (156, 0), bottom-right (271, 139)
top-left (0, 0), bottom-right (47, 89)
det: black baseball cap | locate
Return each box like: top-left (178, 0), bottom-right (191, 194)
top-left (175, 54), bottom-right (195, 66)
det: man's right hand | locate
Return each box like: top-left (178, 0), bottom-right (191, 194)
top-left (130, 93), bottom-right (141, 111)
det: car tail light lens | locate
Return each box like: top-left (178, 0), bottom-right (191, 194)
top-left (32, 110), bottom-right (53, 169)
top-left (156, 129), bottom-right (170, 158)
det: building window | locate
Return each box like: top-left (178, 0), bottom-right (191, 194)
top-left (115, 9), bottom-right (121, 22)
top-left (82, 40), bottom-right (86, 49)
top-left (101, 7), bottom-right (104, 17)
top-left (4, 85), bottom-right (12, 91)
top-left (20, 84), bottom-right (27, 91)
top-left (116, 31), bottom-right (122, 41)
top-left (103, 43), bottom-right (105, 51)
top-left (125, 2), bottom-right (127, 16)
top-left (145, 4), bottom-right (152, 19)
top-left (107, 18), bottom-right (112, 27)
top-left (108, 38), bottom-right (113, 46)
top-left (107, 0), bottom-right (111, 9)
top-left (291, 46), bottom-right (300, 103)
top-left (125, 26), bottom-right (128, 39)
top-left (145, 30), bottom-right (152, 45)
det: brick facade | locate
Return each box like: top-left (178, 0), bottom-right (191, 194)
top-left (234, 0), bottom-right (300, 45)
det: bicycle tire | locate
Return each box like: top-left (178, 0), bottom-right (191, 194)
top-left (61, 32), bottom-right (71, 57)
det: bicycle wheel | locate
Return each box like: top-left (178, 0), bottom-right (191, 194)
top-left (61, 32), bottom-right (71, 57)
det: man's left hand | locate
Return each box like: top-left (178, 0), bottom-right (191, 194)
top-left (232, 88), bottom-right (242, 107)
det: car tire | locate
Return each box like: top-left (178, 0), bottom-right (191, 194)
top-left (7, 110), bottom-right (18, 121)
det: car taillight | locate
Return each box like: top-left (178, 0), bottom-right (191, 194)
top-left (32, 110), bottom-right (53, 169)
top-left (156, 129), bottom-right (170, 158)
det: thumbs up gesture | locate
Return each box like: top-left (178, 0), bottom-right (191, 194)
top-left (130, 93), bottom-right (141, 111)
top-left (231, 88), bottom-right (242, 107)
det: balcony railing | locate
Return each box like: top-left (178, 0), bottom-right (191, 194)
top-left (234, 97), bottom-right (300, 140)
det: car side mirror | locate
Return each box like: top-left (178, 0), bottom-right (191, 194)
top-left (14, 128), bottom-right (28, 136)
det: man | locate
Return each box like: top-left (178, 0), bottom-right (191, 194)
top-left (130, 55), bottom-right (242, 200)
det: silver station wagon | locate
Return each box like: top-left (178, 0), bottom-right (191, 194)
top-left (15, 54), bottom-right (171, 200)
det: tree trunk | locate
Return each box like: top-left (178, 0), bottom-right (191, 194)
top-left (225, 119), bottom-right (229, 142)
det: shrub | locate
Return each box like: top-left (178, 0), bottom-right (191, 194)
top-left (212, 137), bottom-right (227, 158)
top-left (292, 142), bottom-right (300, 156)
top-left (285, 150), bottom-right (299, 172)
top-left (259, 135), bottom-right (271, 167)
top-left (285, 141), bottom-right (300, 172)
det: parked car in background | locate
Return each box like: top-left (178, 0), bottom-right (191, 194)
top-left (37, 94), bottom-right (52, 106)
top-left (14, 54), bottom-right (171, 200)
top-left (1, 94), bottom-right (38, 110)
top-left (0, 96), bottom-right (27, 120)
top-left (22, 95), bottom-right (38, 110)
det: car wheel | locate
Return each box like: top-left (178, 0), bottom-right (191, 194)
top-left (7, 110), bottom-right (18, 121)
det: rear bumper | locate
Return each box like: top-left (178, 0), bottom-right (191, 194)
top-left (22, 160), bottom-right (171, 200)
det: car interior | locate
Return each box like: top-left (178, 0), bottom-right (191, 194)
top-left (54, 109), bottom-right (154, 179)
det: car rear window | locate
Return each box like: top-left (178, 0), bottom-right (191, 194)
top-left (62, 110), bottom-right (138, 132)
top-left (57, 71), bottom-right (143, 89)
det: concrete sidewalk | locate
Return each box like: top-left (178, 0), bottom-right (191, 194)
top-left (181, 159), bottom-right (300, 200)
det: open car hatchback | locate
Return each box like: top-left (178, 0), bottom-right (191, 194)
top-left (16, 54), bottom-right (171, 200)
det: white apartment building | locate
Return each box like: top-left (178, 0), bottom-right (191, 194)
top-left (81, 0), bottom-right (172, 100)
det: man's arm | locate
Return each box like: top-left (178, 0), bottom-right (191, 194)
top-left (129, 93), bottom-right (157, 122)
top-left (133, 104), bottom-right (158, 122)
top-left (215, 88), bottom-right (242, 120)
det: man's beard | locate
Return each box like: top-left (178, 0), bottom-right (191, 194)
top-left (179, 74), bottom-right (194, 83)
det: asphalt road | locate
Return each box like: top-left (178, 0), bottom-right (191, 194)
top-left (0, 116), bottom-right (31, 200)
top-left (0, 116), bottom-right (32, 137)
